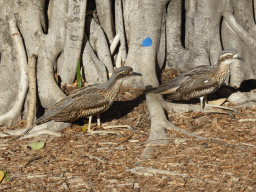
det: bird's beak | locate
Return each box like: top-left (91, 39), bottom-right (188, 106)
top-left (234, 54), bottom-right (244, 61)
top-left (130, 72), bottom-right (143, 77)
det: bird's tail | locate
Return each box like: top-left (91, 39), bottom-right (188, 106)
top-left (144, 84), bottom-right (178, 95)
top-left (144, 85), bottom-right (159, 94)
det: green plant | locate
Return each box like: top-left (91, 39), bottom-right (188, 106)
top-left (76, 57), bottom-right (82, 89)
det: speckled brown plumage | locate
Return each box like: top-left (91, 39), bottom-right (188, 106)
top-left (35, 66), bottom-right (142, 125)
top-left (146, 49), bottom-right (244, 101)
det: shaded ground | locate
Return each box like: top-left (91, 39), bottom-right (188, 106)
top-left (0, 70), bottom-right (256, 191)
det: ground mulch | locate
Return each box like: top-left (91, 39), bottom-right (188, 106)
top-left (0, 69), bottom-right (255, 191)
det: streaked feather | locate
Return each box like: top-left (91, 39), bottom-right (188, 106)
top-left (146, 50), bottom-right (241, 101)
top-left (35, 66), bottom-right (141, 125)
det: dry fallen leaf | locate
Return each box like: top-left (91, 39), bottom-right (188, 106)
top-left (0, 171), bottom-right (4, 182)
top-left (208, 98), bottom-right (227, 106)
top-left (72, 81), bottom-right (78, 87)
top-left (108, 72), bottom-right (113, 79)
top-left (54, 73), bottom-right (59, 83)
top-left (82, 125), bottom-right (88, 131)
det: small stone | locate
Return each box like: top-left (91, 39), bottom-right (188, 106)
top-left (230, 177), bottom-right (240, 182)
top-left (195, 116), bottom-right (209, 127)
top-left (178, 118), bottom-right (184, 125)
top-left (61, 182), bottom-right (69, 190)
top-left (134, 183), bottom-right (140, 188)
top-left (108, 179), bottom-right (119, 184)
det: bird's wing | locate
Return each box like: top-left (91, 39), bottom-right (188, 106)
top-left (179, 74), bottom-right (219, 94)
top-left (68, 86), bottom-right (109, 109)
top-left (146, 75), bottom-right (190, 94)
top-left (168, 74), bottom-right (219, 101)
top-left (35, 86), bottom-right (109, 124)
top-left (182, 65), bottom-right (215, 76)
top-left (145, 65), bottom-right (216, 94)
top-left (35, 96), bottom-right (76, 124)
top-left (70, 89), bottom-right (110, 110)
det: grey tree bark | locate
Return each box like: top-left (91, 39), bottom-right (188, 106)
top-left (0, 0), bottom-right (256, 146)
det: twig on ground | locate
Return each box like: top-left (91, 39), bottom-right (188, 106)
top-left (141, 138), bottom-right (190, 146)
top-left (24, 156), bottom-right (43, 168)
top-left (115, 131), bottom-right (134, 146)
top-left (83, 154), bottom-right (105, 163)
top-left (241, 142), bottom-right (255, 147)
top-left (126, 167), bottom-right (188, 177)
top-left (238, 119), bottom-right (256, 122)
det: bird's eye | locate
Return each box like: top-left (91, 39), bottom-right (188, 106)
top-left (122, 71), bottom-right (128, 76)
top-left (227, 55), bottom-right (232, 59)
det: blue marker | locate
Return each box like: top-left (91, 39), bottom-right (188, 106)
top-left (142, 37), bottom-right (152, 47)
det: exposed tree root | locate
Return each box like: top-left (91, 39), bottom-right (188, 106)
top-left (228, 92), bottom-right (256, 105)
top-left (110, 33), bottom-right (120, 55)
top-left (86, 17), bottom-right (114, 73)
top-left (223, 10), bottom-right (256, 49)
top-left (0, 121), bottom-right (70, 139)
top-left (20, 129), bottom-right (61, 139)
top-left (140, 94), bottom-right (205, 159)
top-left (140, 146), bottom-right (154, 160)
top-left (0, 17), bottom-right (28, 126)
top-left (160, 98), bottom-right (201, 114)
top-left (83, 35), bottom-right (108, 84)
top-left (115, 0), bottom-right (127, 64)
top-left (140, 117), bottom-right (205, 160)
top-left (163, 120), bottom-right (205, 140)
top-left (148, 96), bottom-right (205, 139)
top-left (140, 92), bottom-right (255, 159)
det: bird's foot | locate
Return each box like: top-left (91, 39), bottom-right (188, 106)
top-left (202, 109), bottom-right (235, 119)
top-left (204, 103), bottom-right (243, 117)
top-left (88, 129), bottom-right (123, 137)
top-left (88, 125), bottom-right (134, 137)
top-left (102, 125), bottom-right (134, 132)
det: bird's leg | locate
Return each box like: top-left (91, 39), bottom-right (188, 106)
top-left (86, 115), bottom-right (122, 136)
top-left (97, 114), bottom-right (101, 126)
top-left (200, 97), bottom-right (205, 111)
top-left (103, 125), bottom-right (134, 131)
top-left (100, 114), bottom-right (134, 132)
top-left (87, 116), bottom-right (93, 133)
top-left (199, 96), bottom-right (236, 119)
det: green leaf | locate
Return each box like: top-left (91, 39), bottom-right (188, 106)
top-left (28, 142), bottom-right (45, 150)
top-left (0, 168), bottom-right (9, 182)
top-left (77, 57), bottom-right (82, 89)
